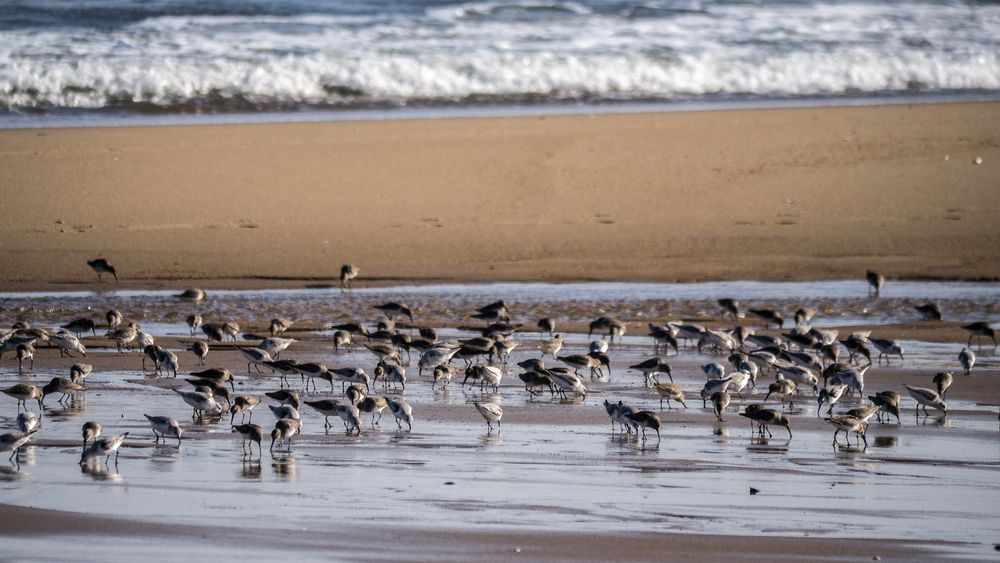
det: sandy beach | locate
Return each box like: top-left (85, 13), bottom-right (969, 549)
top-left (1, 101), bottom-right (999, 291)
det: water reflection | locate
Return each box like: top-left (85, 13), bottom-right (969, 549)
top-left (872, 435), bottom-right (899, 448)
top-left (271, 456), bottom-right (298, 480)
top-left (240, 460), bottom-right (262, 479)
top-left (80, 460), bottom-right (123, 482)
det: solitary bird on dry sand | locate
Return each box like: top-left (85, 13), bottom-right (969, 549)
top-left (340, 264), bottom-right (359, 289)
top-left (87, 258), bottom-right (118, 282)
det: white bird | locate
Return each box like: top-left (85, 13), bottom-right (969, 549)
top-left (701, 362), bottom-right (726, 379)
top-left (15, 411), bottom-right (39, 433)
top-left (817, 384), bottom-right (848, 416)
top-left (144, 414), bottom-right (182, 444)
top-left (49, 333), bottom-right (87, 357)
top-left (259, 337), bottom-right (295, 359)
top-left (774, 365), bottom-right (820, 393)
top-left (700, 377), bottom-right (732, 407)
top-left (418, 345), bottom-right (459, 376)
top-left (903, 385), bottom-right (947, 417)
top-left (474, 402), bottom-right (503, 432)
top-left (172, 389), bottom-right (222, 418)
top-left (959, 348), bottom-right (975, 375)
top-left (386, 398), bottom-right (413, 430)
top-left (335, 403), bottom-right (362, 434)
top-left (80, 432), bottom-right (128, 465)
top-left (237, 347), bottom-right (272, 373)
top-left (268, 404), bottom-right (301, 421)
top-left (1, 429), bottom-right (39, 462)
top-left (548, 369), bottom-right (587, 399)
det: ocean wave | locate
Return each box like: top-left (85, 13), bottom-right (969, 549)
top-left (1, 0), bottom-right (998, 113)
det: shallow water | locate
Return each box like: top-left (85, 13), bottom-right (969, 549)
top-left (2, 280), bottom-right (999, 337)
top-left (1, 281), bottom-right (998, 559)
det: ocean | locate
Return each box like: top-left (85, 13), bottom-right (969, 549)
top-left (1, 0), bottom-right (999, 124)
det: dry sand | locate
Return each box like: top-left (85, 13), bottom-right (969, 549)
top-left (1, 101), bottom-right (999, 291)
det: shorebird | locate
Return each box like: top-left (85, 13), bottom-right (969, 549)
top-left (106, 309), bottom-right (124, 330)
top-left (727, 370), bottom-right (752, 397)
top-left (474, 402), bottom-right (503, 432)
top-left (270, 419), bottom-right (301, 453)
top-left (817, 384), bottom-right (848, 416)
top-left (472, 301), bottom-right (510, 324)
top-left (866, 270), bottom-right (884, 297)
top-left (357, 396), bottom-right (389, 426)
top-left (698, 329), bottom-right (736, 355)
top-left (330, 367), bottom-right (371, 392)
top-left (962, 322), bottom-right (996, 348)
top-left (417, 345), bottom-right (460, 376)
top-left (774, 365), bottom-right (820, 393)
top-left (869, 337), bottom-right (904, 365)
top-left (41, 377), bottom-right (84, 406)
top-left (840, 335), bottom-right (872, 365)
top-left (335, 403), bottom-right (362, 434)
top-left (959, 348), bottom-right (976, 375)
top-left (629, 358), bottom-right (673, 385)
top-left (603, 400), bottom-right (632, 433)
top-left (107, 323), bottom-right (138, 353)
top-left (269, 318), bottom-right (293, 336)
top-left (80, 432), bottom-right (128, 465)
top-left (155, 349), bottom-right (180, 378)
top-left (87, 258), bottom-right (118, 282)
top-left (647, 324), bottom-right (679, 355)
top-left (237, 347), bottom-right (272, 373)
top-left (557, 353), bottom-right (608, 379)
top-left (340, 264), bottom-right (359, 289)
top-left (190, 368), bottom-right (235, 391)
top-left (933, 372), bottom-right (954, 399)
top-left (826, 415), bottom-right (867, 448)
top-left (794, 307), bottom-right (816, 327)
top-left (740, 405), bottom-right (792, 439)
top-left (537, 318), bottom-right (555, 337)
top-left (712, 391), bottom-right (731, 422)
top-left (176, 288), bottom-right (206, 302)
top-left (264, 389), bottom-right (300, 408)
top-left (62, 318), bottom-right (97, 337)
top-left (433, 364), bottom-right (458, 388)
top-left (232, 424), bottom-right (263, 456)
top-left (268, 404), bottom-right (301, 421)
top-left (374, 302), bottom-right (413, 321)
top-left (764, 379), bottom-right (797, 407)
top-left (186, 314), bottom-right (203, 335)
top-left (260, 359), bottom-right (297, 387)
top-left (345, 384), bottom-right (366, 405)
top-left (303, 399), bottom-right (343, 429)
top-left (748, 309), bottom-right (784, 329)
top-left (903, 385), bottom-right (947, 417)
top-left (540, 335), bottom-right (564, 358)
top-left (700, 377), bottom-right (733, 407)
top-left (191, 341), bottom-right (209, 365)
top-left (588, 317), bottom-right (626, 343)
top-left (82, 421), bottom-right (102, 451)
top-left (222, 322), bottom-right (241, 342)
top-left (144, 415), bottom-right (182, 444)
top-left (16, 411), bottom-right (39, 433)
top-left (652, 382), bottom-right (686, 409)
top-left (173, 389), bottom-right (222, 419)
top-left (365, 342), bottom-right (399, 364)
top-left (259, 337), bottom-right (295, 360)
top-left (386, 398), bottom-right (413, 430)
top-left (332, 330), bottom-right (352, 354)
top-left (627, 411), bottom-right (661, 442)
top-left (15, 343), bottom-right (33, 372)
top-left (718, 298), bottom-right (741, 319)
top-left (201, 323), bottom-right (225, 343)
top-left (824, 363), bottom-right (869, 396)
top-left (915, 303), bottom-right (942, 321)
top-left (518, 371), bottom-right (553, 397)
top-left (230, 395), bottom-right (261, 424)
top-left (845, 404), bottom-right (882, 425)
top-left (1, 429), bottom-right (39, 462)
top-left (868, 391), bottom-right (901, 423)
top-left (702, 362), bottom-right (726, 379)
top-left (374, 361), bottom-right (407, 391)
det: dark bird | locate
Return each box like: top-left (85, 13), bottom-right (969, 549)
top-left (87, 258), bottom-right (118, 282)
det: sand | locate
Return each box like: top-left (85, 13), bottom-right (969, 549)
top-left (1, 101), bottom-right (999, 291)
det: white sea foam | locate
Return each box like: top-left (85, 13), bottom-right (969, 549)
top-left (1, 0), bottom-right (998, 111)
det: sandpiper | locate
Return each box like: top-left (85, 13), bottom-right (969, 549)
top-left (961, 322), bottom-right (996, 348)
top-left (866, 270), bottom-right (884, 297)
top-left (826, 415), bottom-right (867, 448)
top-left (718, 298), bottom-right (741, 319)
top-left (903, 384), bottom-right (947, 417)
top-left (386, 398), bottom-right (413, 430)
top-left (237, 347), bottom-right (272, 373)
top-left (41, 377), bottom-right (85, 406)
top-left (222, 322), bottom-right (241, 342)
top-left (87, 258), bottom-right (118, 282)
top-left (144, 414), bottom-right (183, 444)
top-left (474, 402), bottom-right (503, 432)
top-left (333, 330), bottom-right (352, 354)
top-left (712, 391), bottom-right (731, 422)
top-left (374, 361), bottom-right (407, 391)
top-left (172, 389), bottom-right (222, 419)
top-left (191, 341), bottom-right (209, 365)
top-left (357, 396), bottom-right (389, 426)
top-left (176, 288), bottom-right (206, 302)
top-left (201, 323), bottom-right (225, 342)
top-left (652, 382), bottom-right (686, 409)
top-left (232, 424), bottom-right (263, 456)
top-left (629, 358), bottom-right (673, 385)
top-left (335, 403), bottom-right (362, 434)
top-left (186, 314), bottom-right (203, 335)
top-left (868, 391), bottom-right (901, 423)
top-left (80, 432), bottom-right (128, 465)
top-left (1, 429), bottom-right (39, 462)
top-left (374, 302), bottom-right (413, 321)
top-left (303, 399), bottom-right (343, 429)
top-left (537, 318), bottom-right (555, 337)
top-left (547, 369), bottom-right (587, 399)
top-left (700, 377), bottom-right (732, 407)
top-left (16, 411), bottom-right (39, 433)
top-left (933, 372), bottom-right (954, 399)
top-left (62, 318), bottom-right (97, 337)
top-left (264, 389), bottom-right (300, 408)
top-left (647, 324), bottom-right (679, 355)
top-left (270, 419), bottom-right (301, 453)
top-left (269, 318), bottom-right (293, 336)
top-left (915, 303), bottom-right (942, 321)
top-left (817, 384), bottom-right (848, 416)
top-left (740, 405), bottom-right (792, 439)
top-left (82, 421), bottom-right (102, 450)
top-left (432, 364), bottom-right (458, 388)
top-left (260, 337), bottom-right (295, 359)
top-left (627, 411), bottom-right (661, 442)
top-left (748, 309), bottom-right (784, 329)
top-left (958, 348), bottom-right (975, 375)
top-left (46, 332), bottom-right (83, 358)
top-left (775, 365), bottom-right (819, 393)
top-left (190, 368), bottom-right (235, 391)
top-left (107, 323), bottom-right (138, 353)
top-left (764, 379), bottom-right (797, 407)
top-left (230, 395), bottom-right (261, 424)
top-left (15, 343), bottom-right (33, 372)
top-left (869, 337), bottom-right (904, 365)
top-left (330, 367), bottom-right (371, 392)
top-left (418, 345), bottom-right (460, 376)
top-left (340, 264), bottom-right (359, 289)
top-left (345, 384), bottom-right (367, 405)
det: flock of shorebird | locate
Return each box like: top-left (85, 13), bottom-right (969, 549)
top-left (0, 262), bottom-right (995, 466)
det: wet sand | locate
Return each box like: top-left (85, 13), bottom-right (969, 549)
top-left (1, 101), bottom-right (1000, 291)
top-left (1, 285), bottom-right (998, 561)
